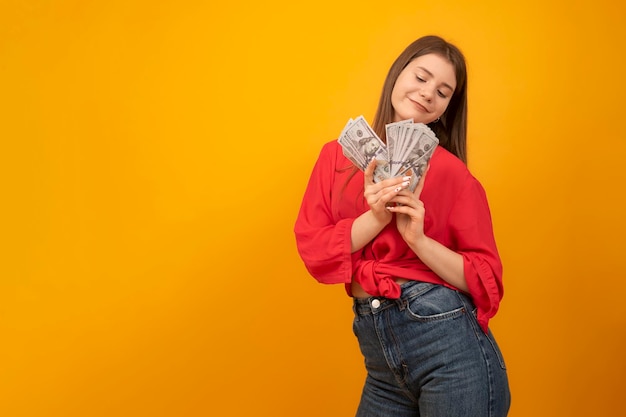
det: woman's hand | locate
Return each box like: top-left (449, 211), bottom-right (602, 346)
top-left (364, 159), bottom-right (411, 225)
top-left (350, 159), bottom-right (411, 252)
top-left (387, 167), bottom-right (429, 246)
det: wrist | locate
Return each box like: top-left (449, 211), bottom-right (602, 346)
top-left (409, 233), bottom-right (430, 255)
top-left (371, 209), bottom-right (392, 227)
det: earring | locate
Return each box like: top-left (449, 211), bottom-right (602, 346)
top-left (434, 117), bottom-right (440, 123)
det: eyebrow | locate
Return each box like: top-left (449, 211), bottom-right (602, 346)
top-left (417, 66), bottom-right (455, 91)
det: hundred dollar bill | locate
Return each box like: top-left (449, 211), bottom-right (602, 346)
top-left (396, 125), bottom-right (438, 190)
top-left (385, 119), bottom-right (413, 177)
top-left (338, 116), bottom-right (389, 182)
top-left (343, 116), bottom-right (388, 164)
top-left (400, 125), bottom-right (437, 166)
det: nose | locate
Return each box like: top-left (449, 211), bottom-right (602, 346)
top-left (420, 87), bottom-right (433, 101)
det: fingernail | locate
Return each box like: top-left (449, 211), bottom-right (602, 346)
top-left (402, 176), bottom-right (411, 181)
top-left (402, 180), bottom-right (410, 187)
top-left (394, 186), bottom-right (402, 192)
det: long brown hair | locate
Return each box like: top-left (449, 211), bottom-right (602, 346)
top-left (372, 35), bottom-right (468, 163)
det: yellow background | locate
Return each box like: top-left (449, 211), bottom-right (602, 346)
top-left (1, 1), bottom-right (625, 416)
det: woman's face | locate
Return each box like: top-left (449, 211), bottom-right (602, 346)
top-left (391, 53), bottom-right (457, 124)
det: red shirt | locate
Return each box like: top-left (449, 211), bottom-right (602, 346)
top-left (294, 140), bottom-right (503, 332)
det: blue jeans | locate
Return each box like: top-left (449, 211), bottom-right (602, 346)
top-left (352, 281), bottom-right (510, 417)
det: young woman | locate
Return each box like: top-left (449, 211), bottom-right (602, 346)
top-left (294, 35), bottom-right (510, 417)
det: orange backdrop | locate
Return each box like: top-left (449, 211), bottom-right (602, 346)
top-left (1, 1), bottom-right (625, 416)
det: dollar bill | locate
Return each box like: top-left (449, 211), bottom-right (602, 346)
top-left (385, 118), bottom-right (413, 177)
top-left (338, 116), bottom-right (389, 182)
top-left (392, 124), bottom-right (438, 190)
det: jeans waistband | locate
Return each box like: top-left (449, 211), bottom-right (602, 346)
top-left (353, 280), bottom-right (439, 316)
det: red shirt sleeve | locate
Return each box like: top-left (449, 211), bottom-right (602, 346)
top-left (294, 142), bottom-right (354, 285)
top-left (449, 176), bottom-right (504, 333)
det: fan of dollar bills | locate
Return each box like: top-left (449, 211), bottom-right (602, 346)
top-left (338, 115), bottom-right (438, 191)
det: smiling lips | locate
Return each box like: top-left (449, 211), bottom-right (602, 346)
top-left (409, 98), bottom-right (429, 113)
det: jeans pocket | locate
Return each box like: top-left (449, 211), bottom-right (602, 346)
top-left (404, 285), bottom-right (466, 322)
